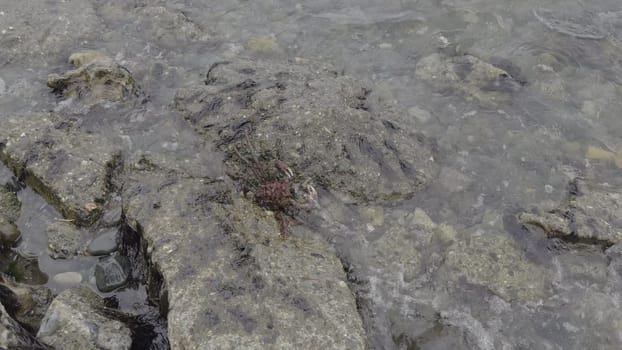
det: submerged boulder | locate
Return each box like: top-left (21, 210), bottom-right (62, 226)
top-left (519, 179), bottom-right (622, 246)
top-left (415, 53), bottom-right (524, 107)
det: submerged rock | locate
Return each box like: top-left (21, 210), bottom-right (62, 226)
top-left (175, 58), bottom-right (438, 202)
top-left (0, 187), bottom-right (21, 245)
top-left (37, 285), bottom-right (132, 350)
top-left (46, 221), bottom-right (81, 259)
top-left (47, 50), bottom-right (139, 107)
top-left (0, 187), bottom-right (21, 221)
top-left (440, 229), bottom-right (553, 302)
top-left (0, 216), bottom-right (20, 245)
top-left (415, 53), bottom-right (524, 107)
top-left (0, 278), bottom-right (53, 333)
top-left (87, 228), bottom-right (118, 256)
top-left (94, 255), bottom-right (130, 293)
top-left (519, 179), bottom-right (622, 246)
top-left (135, 6), bottom-right (209, 47)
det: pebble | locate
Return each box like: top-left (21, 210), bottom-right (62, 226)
top-left (545, 184), bottom-right (554, 194)
top-left (52, 271), bottom-right (83, 287)
top-left (413, 208), bottom-right (437, 231)
top-left (408, 105), bottom-right (432, 123)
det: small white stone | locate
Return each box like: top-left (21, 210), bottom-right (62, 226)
top-left (53, 271), bottom-right (83, 286)
top-left (544, 184), bottom-right (553, 194)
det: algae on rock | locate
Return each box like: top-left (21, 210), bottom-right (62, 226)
top-left (175, 57), bottom-right (438, 202)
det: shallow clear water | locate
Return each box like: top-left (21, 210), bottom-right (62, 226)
top-left (1, 0), bottom-right (622, 348)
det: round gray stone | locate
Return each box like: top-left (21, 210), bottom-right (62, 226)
top-left (52, 271), bottom-right (83, 287)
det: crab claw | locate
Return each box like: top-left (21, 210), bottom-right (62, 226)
top-left (300, 179), bottom-right (319, 208)
top-left (275, 160), bottom-right (294, 178)
top-left (305, 182), bottom-right (318, 202)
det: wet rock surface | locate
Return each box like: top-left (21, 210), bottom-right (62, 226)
top-left (0, 112), bottom-right (121, 226)
top-left (123, 172), bottom-right (367, 349)
top-left (175, 58), bottom-right (438, 202)
top-left (519, 179), bottom-right (622, 246)
top-left (0, 1), bottom-right (621, 348)
top-left (37, 285), bottom-right (132, 350)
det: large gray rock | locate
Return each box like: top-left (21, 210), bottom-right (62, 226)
top-left (0, 301), bottom-right (51, 350)
top-left (0, 278), bottom-right (53, 333)
top-left (0, 112), bottom-right (121, 226)
top-left (519, 179), bottom-right (622, 246)
top-left (37, 285), bottom-right (132, 350)
top-left (175, 58), bottom-right (438, 202)
top-left (123, 169), bottom-right (367, 349)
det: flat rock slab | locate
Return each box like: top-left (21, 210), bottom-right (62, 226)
top-left (123, 170), bottom-right (367, 349)
top-left (175, 58), bottom-right (438, 201)
top-left (0, 112), bottom-right (121, 226)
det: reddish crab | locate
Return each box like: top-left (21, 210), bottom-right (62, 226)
top-left (229, 146), bottom-right (317, 239)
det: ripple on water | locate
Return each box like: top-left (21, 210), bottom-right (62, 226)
top-left (533, 8), bottom-right (608, 40)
